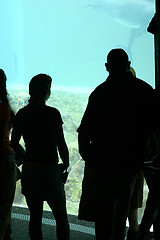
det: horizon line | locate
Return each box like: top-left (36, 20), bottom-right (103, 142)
top-left (7, 84), bottom-right (94, 94)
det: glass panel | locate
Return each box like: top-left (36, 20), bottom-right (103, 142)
top-left (2, 0), bottom-right (155, 217)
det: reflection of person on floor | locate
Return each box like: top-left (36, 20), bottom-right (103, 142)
top-left (11, 74), bottom-right (70, 240)
top-left (77, 49), bottom-right (154, 240)
top-left (0, 69), bottom-right (17, 240)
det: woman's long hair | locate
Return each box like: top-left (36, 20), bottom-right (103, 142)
top-left (0, 69), bottom-right (15, 121)
top-left (0, 69), bottom-right (9, 104)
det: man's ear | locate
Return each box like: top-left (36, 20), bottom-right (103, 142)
top-left (105, 63), bottom-right (109, 72)
top-left (127, 61), bottom-right (131, 70)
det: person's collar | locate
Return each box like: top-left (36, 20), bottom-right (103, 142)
top-left (107, 71), bottom-right (134, 80)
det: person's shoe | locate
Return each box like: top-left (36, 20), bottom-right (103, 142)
top-left (126, 228), bottom-right (138, 240)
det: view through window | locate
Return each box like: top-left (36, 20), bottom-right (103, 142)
top-left (1, 0), bottom-right (155, 217)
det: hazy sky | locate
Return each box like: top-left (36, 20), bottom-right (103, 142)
top-left (0, 0), bottom-right (155, 90)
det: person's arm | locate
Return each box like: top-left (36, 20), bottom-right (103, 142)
top-left (11, 128), bottom-right (22, 152)
top-left (78, 132), bottom-right (91, 161)
top-left (0, 120), bottom-right (8, 163)
top-left (77, 94), bottom-right (94, 162)
top-left (0, 105), bottom-right (10, 163)
top-left (56, 125), bottom-right (69, 169)
top-left (11, 129), bottom-right (25, 166)
top-left (11, 111), bottom-right (25, 165)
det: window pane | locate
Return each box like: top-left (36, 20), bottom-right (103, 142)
top-left (2, 0), bottom-right (155, 217)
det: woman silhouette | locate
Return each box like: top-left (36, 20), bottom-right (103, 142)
top-left (11, 74), bottom-right (70, 240)
top-left (0, 69), bottom-right (17, 240)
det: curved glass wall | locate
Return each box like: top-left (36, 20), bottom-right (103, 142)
top-left (1, 0), bottom-right (155, 217)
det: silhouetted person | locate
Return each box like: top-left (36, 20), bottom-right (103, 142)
top-left (77, 49), bottom-right (154, 240)
top-left (11, 74), bottom-right (70, 240)
top-left (126, 67), bottom-right (144, 240)
top-left (135, 14), bottom-right (160, 240)
top-left (0, 69), bottom-right (17, 240)
top-left (135, 162), bottom-right (160, 240)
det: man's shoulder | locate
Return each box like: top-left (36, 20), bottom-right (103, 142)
top-left (16, 105), bottom-right (61, 117)
top-left (136, 77), bottom-right (152, 87)
top-left (90, 81), bottom-right (107, 98)
top-left (45, 105), bottom-right (60, 114)
top-left (89, 76), bottom-right (153, 99)
top-left (134, 77), bottom-right (153, 93)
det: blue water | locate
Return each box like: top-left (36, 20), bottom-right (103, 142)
top-left (0, 0), bottom-right (155, 90)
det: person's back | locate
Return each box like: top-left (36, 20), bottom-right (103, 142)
top-left (84, 70), bottom-right (153, 172)
top-left (15, 103), bottom-right (62, 164)
top-left (78, 49), bottom-right (154, 173)
top-left (78, 49), bottom-right (154, 240)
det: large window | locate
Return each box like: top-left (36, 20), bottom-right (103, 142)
top-left (2, 0), bottom-right (155, 216)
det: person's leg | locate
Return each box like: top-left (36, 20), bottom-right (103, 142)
top-left (95, 173), bottom-right (115, 240)
top-left (0, 162), bottom-right (16, 240)
top-left (95, 200), bottom-right (114, 240)
top-left (0, 209), bottom-right (11, 240)
top-left (3, 221), bottom-right (12, 240)
top-left (135, 171), bottom-right (159, 240)
top-left (152, 175), bottom-right (160, 240)
top-left (26, 197), bottom-right (43, 240)
top-left (128, 208), bottom-right (139, 232)
top-left (153, 209), bottom-right (160, 240)
top-left (47, 199), bottom-right (70, 240)
top-left (128, 171), bottom-right (144, 235)
top-left (127, 209), bottom-right (139, 240)
top-left (113, 173), bottom-right (138, 240)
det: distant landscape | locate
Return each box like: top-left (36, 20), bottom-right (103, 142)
top-left (9, 89), bottom-right (149, 218)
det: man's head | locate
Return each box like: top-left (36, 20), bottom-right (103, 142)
top-left (105, 49), bottom-right (131, 74)
top-left (29, 74), bottom-right (52, 101)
